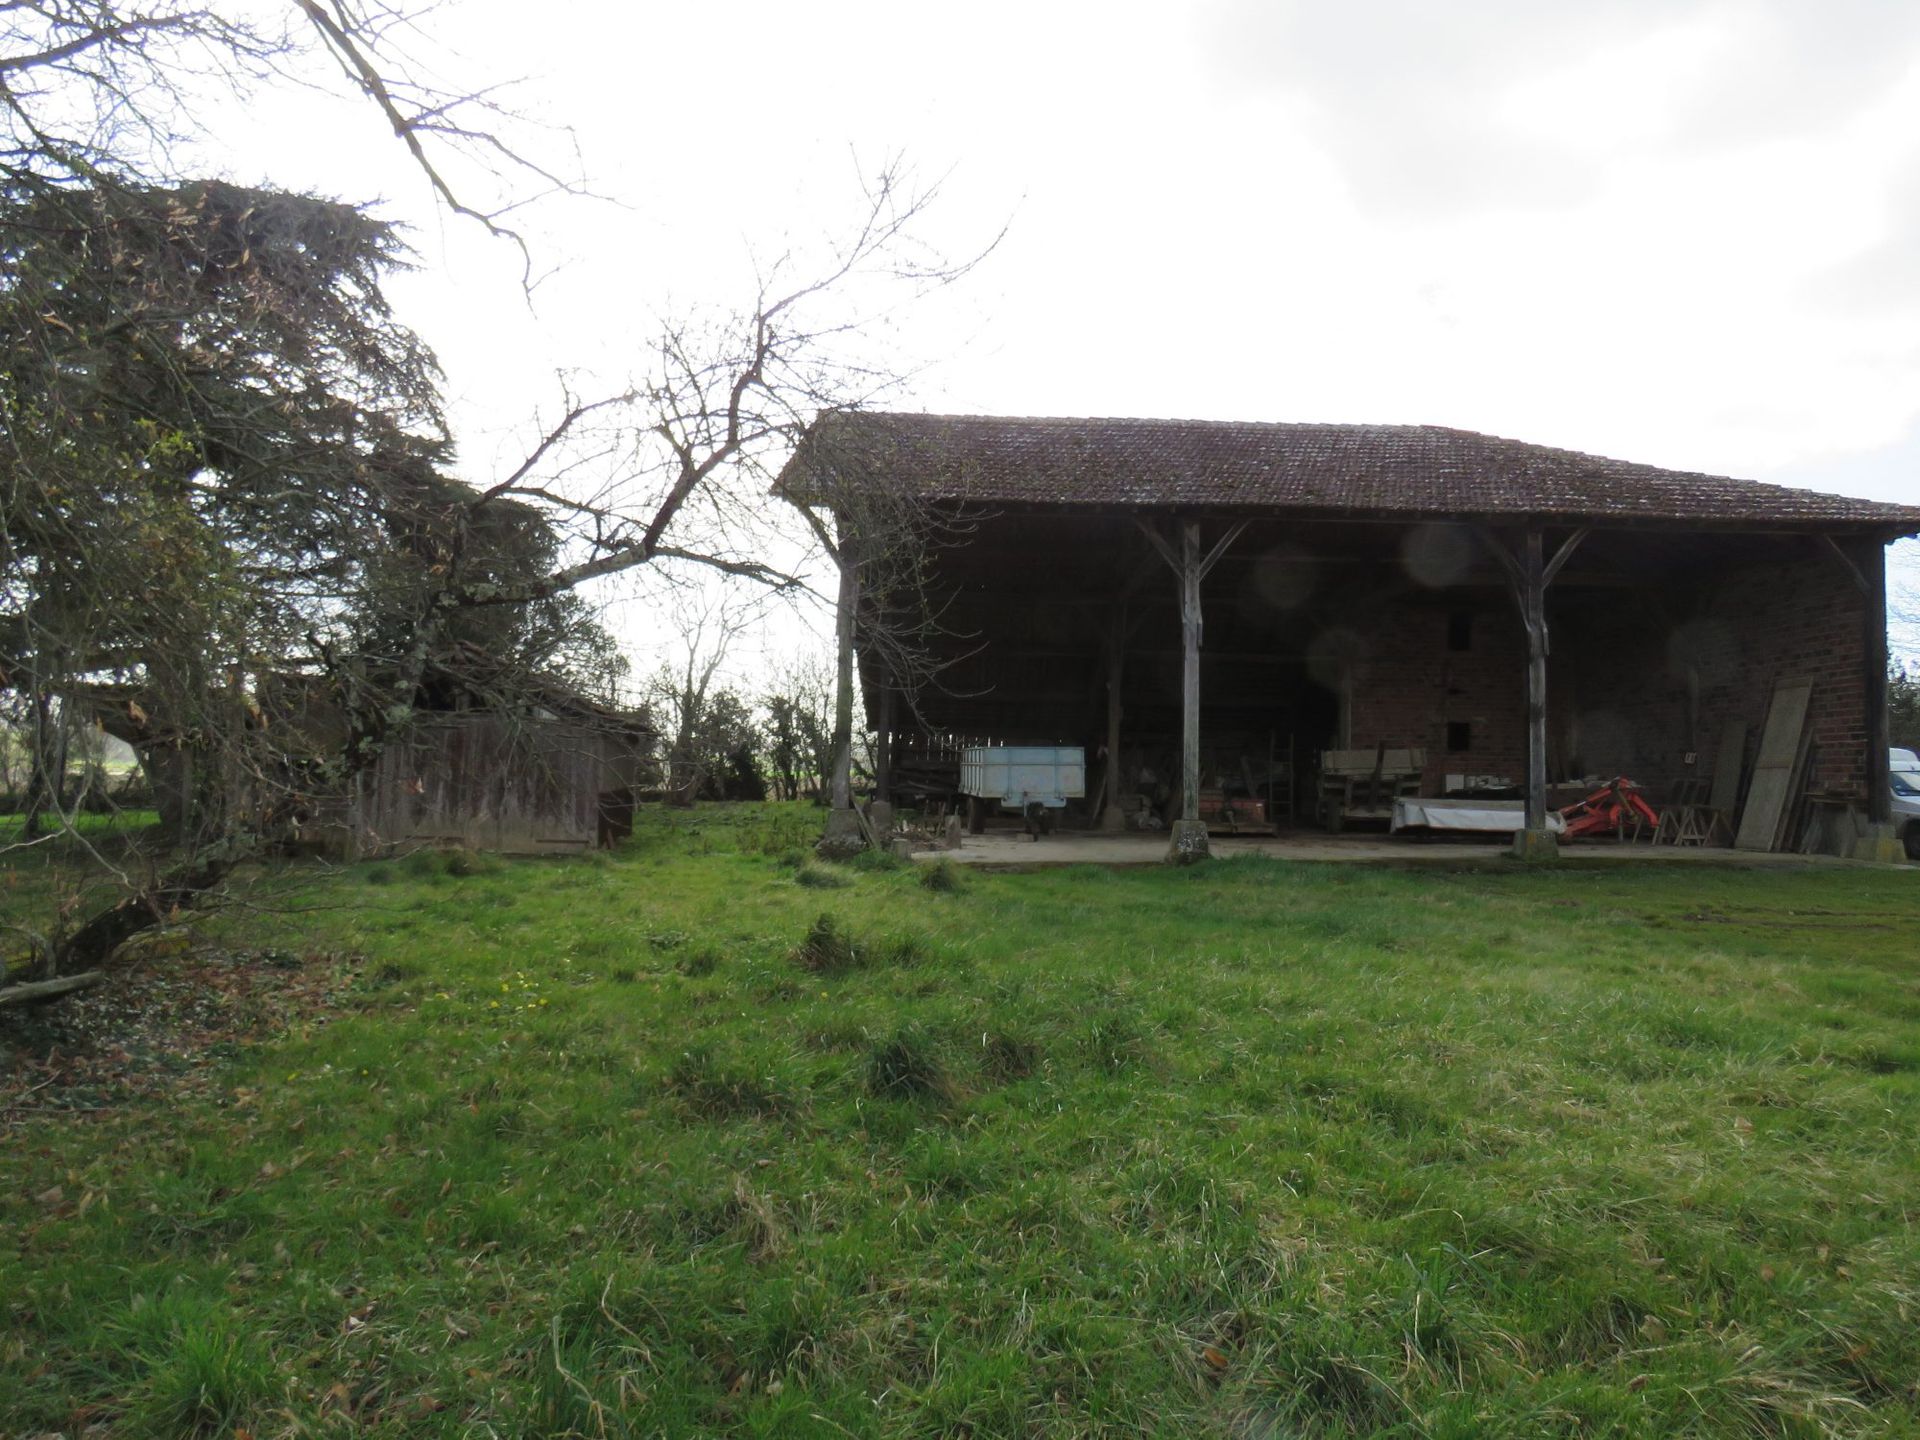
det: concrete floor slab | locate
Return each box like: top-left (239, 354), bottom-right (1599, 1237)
top-left (909, 828), bottom-right (1873, 868)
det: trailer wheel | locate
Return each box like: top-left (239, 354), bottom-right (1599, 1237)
top-left (1905, 822), bottom-right (1920, 862)
top-left (967, 796), bottom-right (984, 835)
top-left (1040, 808), bottom-right (1056, 836)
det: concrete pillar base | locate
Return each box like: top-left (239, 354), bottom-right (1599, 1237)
top-left (888, 837), bottom-right (916, 860)
top-left (1167, 818), bottom-right (1212, 865)
top-left (815, 807), bottom-right (867, 860)
top-left (868, 800), bottom-right (894, 836)
top-left (942, 815), bottom-right (965, 850)
top-left (1101, 804), bottom-right (1129, 833)
top-left (1852, 823), bottom-right (1905, 863)
top-left (1510, 827), bottom-right (1560, 862)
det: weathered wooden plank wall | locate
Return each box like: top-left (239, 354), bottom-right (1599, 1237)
top-left (351, 715), bottom-right (642, 856)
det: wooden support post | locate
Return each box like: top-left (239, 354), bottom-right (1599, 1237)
top-left (1179, 520), bottom-right (1203, 825)
top-left (1861, 536), bottom-right (1892, 828)
top-left (1521, 528), bottom-right (1548, 834)
top-left (1479, 525), bottom-right (1584, 859)
top-left (1102, 607), bottom-right (1126, 832)
top-left (1818, 532), bottom-right (1899, 857)
top-left (1137, 517), bottom-right (1247, 864)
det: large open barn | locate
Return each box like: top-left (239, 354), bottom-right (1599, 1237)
top-left (785, 413), bottom-right (1920, 858)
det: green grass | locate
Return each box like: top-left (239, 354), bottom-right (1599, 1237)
top-left (0, 805), bottom-right (159, 845)
top-left (5, 803), bottom-right (1920, 1436)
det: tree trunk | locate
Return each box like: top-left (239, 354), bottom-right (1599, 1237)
top-left (141, 744), bottom-right (193, 837)
top-left (21, 690), bottom-right (53, 840)
top-left (51, 708), bottom-right (72, 811)
top-left (875, 685), bottom-right (894, 805)
top-left (668, 709), bottom-right (698, 807)
top-left (829, 542), bottom-right (857, 811)
top-left (54, 609), bottom-right (449, 976)
top-left (54, 846), bottom-right (242, 972)
top-left (0, 972), bottom-right (104, 1008)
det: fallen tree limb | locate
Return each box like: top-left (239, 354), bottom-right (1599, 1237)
top-left (0, 972), bottom-right (105, 1009)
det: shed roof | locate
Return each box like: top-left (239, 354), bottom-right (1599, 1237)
top-left (784, 412), bottom-right (1920, 532)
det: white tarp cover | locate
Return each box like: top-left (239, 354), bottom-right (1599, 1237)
top-left (1392, 797), bottom-right (1566, 834)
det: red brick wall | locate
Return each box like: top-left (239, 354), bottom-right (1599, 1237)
top-left (1702, 557), bottom-right (1868, 794)
top-left (1346, 598), bottom-right (1530, 792)
top-left (1557, 553), bottom-right (1868, 796)
top-left (1556, 593), bottom-right (1693, 787)
top-left (1345, 550), bottom-right (1871, 800)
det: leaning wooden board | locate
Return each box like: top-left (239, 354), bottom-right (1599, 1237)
top-left (1708, 716), bottom-right (1747, 815)
top-left (1735, 679), bottom-right (1813, 851)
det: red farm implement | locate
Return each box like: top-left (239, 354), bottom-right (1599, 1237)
top-left (1558, 777), bottom-right (1661, 840)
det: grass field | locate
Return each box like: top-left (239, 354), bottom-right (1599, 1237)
top-left (4, 804), bottom-right (1920, 1437)
top-left (0, 806), bottom-right (159, 846)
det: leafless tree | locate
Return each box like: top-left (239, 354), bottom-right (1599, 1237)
top-left (759, 652), bottom-right (836, 802)
top-left (777, 417), bottom-right (985, 814)
top-left (3, 156), bottom-right (989, 977)
top-left (1, 4), bottom-right (998, 984)
top-left (1, 1), bottom-right (578, 268)
top-left (642, 588), bottom-right (760, 806)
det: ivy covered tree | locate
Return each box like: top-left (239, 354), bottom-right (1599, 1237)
top-left (2, 180), bottom-right (432, 832)
top-left (2, 0), bottom-right (591, 868)
top-left (1, 5), bottom-right (988, 982)
top-left (1, 174), bottom-right (624, 960)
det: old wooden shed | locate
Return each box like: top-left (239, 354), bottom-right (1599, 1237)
top-left (348, 706), bottom-right (651, 857)
top-left (331, 655), bottom-right (653, 857)
top-left (781, 413), bottom-right (1920, 858)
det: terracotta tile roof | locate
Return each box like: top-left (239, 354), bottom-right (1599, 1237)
top-left (785, 412), bottom-right (1920, 530)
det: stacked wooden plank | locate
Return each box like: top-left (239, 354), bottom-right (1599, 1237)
top-left (1708, 718), bottom-right (1747, 815)
top-left (1733, 679), bottom-right (1815, 853)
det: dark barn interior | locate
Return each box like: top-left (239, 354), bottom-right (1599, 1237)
top-left (784, 414), bottom-right (1920, 856)
top-left (880, 518), bottom-right (1871, 818)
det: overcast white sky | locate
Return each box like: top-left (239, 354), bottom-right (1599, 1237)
top-left (219, 0), bottom-right (1920, 668)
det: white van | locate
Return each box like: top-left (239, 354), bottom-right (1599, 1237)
top-left (1893, 748), bottom-right (1920, 859)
